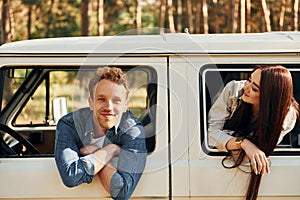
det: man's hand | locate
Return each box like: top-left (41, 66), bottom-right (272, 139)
top-left (241, 139), bottom-right (270, 175)
top-left (80, 144), bottom-right (100, 156)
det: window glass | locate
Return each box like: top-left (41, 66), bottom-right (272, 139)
top-left (15, 79), bottom-right (47, 125)
top-left (200, 64), bottom-right (300, 155)
top-left (127, 70), bottom-right (148, 117)
top-left (15, 71), bottom-right (79, 126)
top-left (13, 69), bottom-right (150, 126)
top-left (1, 68), bottom-right (32, 112)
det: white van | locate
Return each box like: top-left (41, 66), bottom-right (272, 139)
top-left (0, 32), bottom-right (299, 199)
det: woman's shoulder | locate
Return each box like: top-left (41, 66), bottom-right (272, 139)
top-left (225, 80), bottom-right (246, 89)
top-left (222, 80), bottom-right (246, 98)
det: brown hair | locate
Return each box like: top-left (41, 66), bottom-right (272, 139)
top-left (88, 67), bottom-right (129, 99)
top-left (224, 64), bottom-right (299, 200)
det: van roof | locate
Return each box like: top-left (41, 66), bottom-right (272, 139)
top-left (0, 32), bottom-right (300, 54)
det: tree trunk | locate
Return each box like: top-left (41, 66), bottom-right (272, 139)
top-left (202, 0), bottom-right (209, 34)
top-left (278, 0), bottom-right (286, 31)
top-left (233, 0), bottom-right (239, 33)
top-left (227, 0), bottom-right (234, 32)
top-left (81, 0), bottom-right (90, 36)
top-left (186, 0), bottom-right (193, 33)
top-left (212, 0), bottom-right (219, 33)
top-left (159, 0), bottom-right (166, 34)
top-left (292, 0), bottom-right (299, 31)
top-left (27, 3), bottom-right (32, 39)
top-left (8, 0), bottom-right (14, 41)
top-left (135, 0), bottom-right (142, 34)
top-left (261, 0), bottom-right (271, 32)
top-left (195, 0), bottom-right (201, 33)
top-left (167, 0), bottom-right (175, 33)
top-left (176, 0), bottom-right (182, 32)
top-left (97, 0), bottom-right (104, 36)
top-left (1, 0), bottom-right (9, 44)
top-left (241, 0), bottom-right (246, 33)
top-left (45, 0), bottom-right (54, 38)
top-left (246, 0), bottom-right (251, 32)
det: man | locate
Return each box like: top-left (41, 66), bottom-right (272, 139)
top-left (55, 67), bottom-right (147, 200)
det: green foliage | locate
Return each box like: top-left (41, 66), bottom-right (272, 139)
top-left (29, 0), bottom-right (80, 38)
top-left (2, 0), bottom-right (300, 41)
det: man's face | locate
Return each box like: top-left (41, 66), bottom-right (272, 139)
top-left (89, 79), bottom-right (128, 132)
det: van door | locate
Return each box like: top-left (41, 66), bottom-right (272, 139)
top-left (168, 57), bottom-right (191, 198)
top-left (0, 56), bottom-right (169, 199)
top-left (187, 55), bottom-right (300, 199)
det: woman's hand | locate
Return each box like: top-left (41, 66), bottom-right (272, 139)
top-left (241, 139), bottom-right (270, 175)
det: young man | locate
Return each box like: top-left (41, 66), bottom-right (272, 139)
top-left (55, 67), bottom-right (147, 200)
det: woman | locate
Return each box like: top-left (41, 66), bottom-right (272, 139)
top-left (208, 64), bottom-right (299, 200)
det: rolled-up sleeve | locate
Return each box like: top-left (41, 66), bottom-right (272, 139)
top-left (278, 105), bottom-right (298, 144)
top-left (55, 119), bottom-right (95, 187)
top-left (208, 81), bottom-right (244, 152)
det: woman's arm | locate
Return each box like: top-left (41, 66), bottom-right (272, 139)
top-left (226, 137), bottom-right (270, 175)
top-left (208, 80), bottom-right (244, 151)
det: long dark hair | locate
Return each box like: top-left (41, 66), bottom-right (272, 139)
top-left (224, 65), bottom-right (299, 200)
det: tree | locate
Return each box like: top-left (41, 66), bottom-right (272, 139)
top-left (1, 0), bottom-right (10, 44)
top-left (292, 0), bottom-right (299, 31)
top-left (167, 0), bottom-right (175, 33)
top-left (159, 0), bottom-right (166, 34)
top-left (246, 0), bottom-right (251, 32)
top-left (195, 0), bottom-right (201, 33)
top-left (81, 0), bottom-right (90, 36)
top-left (175, 0), bottom-right (182, 32)
top-left (261, 0), bottom-right (272, 32)
top-left (1, 0), bottom-right (299, 42)
top-left (212, 0), bottom-right (219, 33)
top-left (241, 0), bottom-right (246, 33)
top-left (202, 0), bottom-right (209, 34)
top-left (227, 0), bottom-right (234, 32)
top-left (135, 0), bottom-right (142, 34)
top-left (97, 0), bottom-right (104, 36)
top-left (279, 0), bottom-right (287, 31)
top-left (186, 0), bottom-right (193, 33)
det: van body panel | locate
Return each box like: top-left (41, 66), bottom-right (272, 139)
top-left (1, 32), bottom-right (300, 54)
top-left (187, 55), bottom-right (300, 199)
top-left (0, 56), bottom-right (170, 199)
top-left (0, 33), bottom-right (300, 199)
top-left (169, 58), bottom-right (190, 197)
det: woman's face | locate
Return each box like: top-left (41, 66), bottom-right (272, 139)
top-left (242, 69), bottom-right (261, 108)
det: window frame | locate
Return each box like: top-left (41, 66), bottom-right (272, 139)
top-left (0, 65), bottom-right (158, 157)
top-left (200, 64), bottom-right (300, 156)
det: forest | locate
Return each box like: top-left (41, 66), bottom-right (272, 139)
top-left (0, 0), bottom-right (299, 44)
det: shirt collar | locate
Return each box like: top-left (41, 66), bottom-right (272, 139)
top-left (84, 113), bottom-right (94, 137)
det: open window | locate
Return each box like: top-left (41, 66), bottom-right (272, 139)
top-left (200, 64), bottom-right (300, 156)
top-left (0, 65), bottom-right (157, 157)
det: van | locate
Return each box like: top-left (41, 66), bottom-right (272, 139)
top-left (0, 32), bottom-right (299, 199)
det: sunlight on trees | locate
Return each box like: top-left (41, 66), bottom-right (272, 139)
top-left (0, 0), bottom-right (299, 44)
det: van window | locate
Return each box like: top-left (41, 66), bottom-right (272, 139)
top-left (1, 68), bottom-right (32, 112)
top-left (200, 64), bottom-right (300, 155)
top-left (0, 66), bottom-right (157, 157)
top-left (14, 70), bottom-right (78, 125)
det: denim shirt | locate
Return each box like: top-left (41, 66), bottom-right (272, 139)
top-left (55, 107), bottom-right (147, 200)
top-left (208, 80), bottom-right (298, 152)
